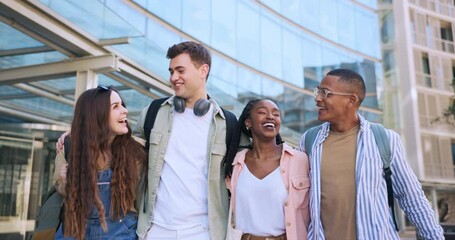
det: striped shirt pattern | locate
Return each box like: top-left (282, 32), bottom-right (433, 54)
top-left (299, 115), bottom-right (444, 240)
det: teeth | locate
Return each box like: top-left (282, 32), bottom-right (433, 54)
top-left (263, 123), bottom-right (275, 128)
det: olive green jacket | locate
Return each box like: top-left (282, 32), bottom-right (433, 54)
top-left (133, 96), bottom-right (230, 240)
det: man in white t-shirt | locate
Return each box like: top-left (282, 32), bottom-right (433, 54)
top-left (133, 41), bottom-right (238, 240)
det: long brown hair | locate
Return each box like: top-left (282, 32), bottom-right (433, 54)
top-left (63, 86), bottom-right (146, 239)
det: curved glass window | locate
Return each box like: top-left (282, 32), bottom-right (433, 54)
top-left (283, 27), bottom-right (303, 88)
top-left (260, 13), bottom-right (283, 79)
top-left (182, 0), bottom-right (211, 43)
top-left (237, 1), bottom-right (260, 69)
top-left (40, 0), bottom-right (142, 39)
top-left (211, 1), bottom-right (237, 57)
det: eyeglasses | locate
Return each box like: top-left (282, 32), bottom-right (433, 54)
top-left (313, 87), bottom-right (352, 99)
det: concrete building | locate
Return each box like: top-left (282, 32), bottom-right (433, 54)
top-left (379, 0), bottom-right (455, 236)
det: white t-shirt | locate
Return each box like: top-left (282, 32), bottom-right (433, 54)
top-left (152, 106), bottom-right (213, 230)
top-left (235, 164), bottom-right (287, 236)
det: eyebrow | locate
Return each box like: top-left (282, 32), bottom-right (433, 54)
top-left (256, 106), bottom-right (280, 111)
top-left (169, 66), bottom-right (185, 72)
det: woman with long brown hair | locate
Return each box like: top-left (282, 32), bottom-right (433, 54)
top-left (54, 86), bottom-right (146, 239)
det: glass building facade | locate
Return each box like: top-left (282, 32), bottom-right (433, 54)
top-left (0, 0), bottom-right (389, 238)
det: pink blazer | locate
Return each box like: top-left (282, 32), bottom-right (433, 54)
top-left (226, 143), bottom-right (310, 240)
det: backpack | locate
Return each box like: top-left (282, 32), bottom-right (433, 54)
top-left (304, 123), bottom-right (399, 231)
top-left (32, 139), bottom-right (70, 239)
top-left (141, 97), bottom-right (240, 212)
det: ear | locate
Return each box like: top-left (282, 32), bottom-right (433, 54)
top-left (200, 64), bottom-right (209, 80)
top-left (244, 119), bottom-right (251, 129)
top-left (348, 94), bottom-right (359, 106)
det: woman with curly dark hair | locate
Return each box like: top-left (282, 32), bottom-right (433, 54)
top-left (225, 99), bottom-right (310, 240)
top-left (54, 86), bottom-right (146, 239)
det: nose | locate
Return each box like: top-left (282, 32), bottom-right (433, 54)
top-left (122, 105), bottom-right (128, 114)
top-left (170, 72), bottom-right (179, 82)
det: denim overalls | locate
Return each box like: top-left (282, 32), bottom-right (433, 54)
top-left (55, 168), bottom-right (138, 239)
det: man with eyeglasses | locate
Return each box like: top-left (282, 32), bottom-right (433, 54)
top-left (299, 69), bottom-right (443, 239)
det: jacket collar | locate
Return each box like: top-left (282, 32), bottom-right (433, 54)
top-left (232, 143), bottom-right (293, 165)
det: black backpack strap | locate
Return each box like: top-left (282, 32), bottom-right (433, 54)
top-left (221, 108), bottom-right (239, 178)
top-left (144, 97), bottom-right (168, 152)
top-left (63, 137), bottom-right (71, 160)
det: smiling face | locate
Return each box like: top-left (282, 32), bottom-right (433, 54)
top-left (168, 53), bottom-right (208, 107)
top-left (245, 99), bottom-right (281, 141)
top-left (108, 91), bottom-right (129, 137)
top-left (315, 75), bottom-right (357, 126)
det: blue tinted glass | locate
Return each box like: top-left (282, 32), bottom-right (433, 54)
top-left (211, 1), bottom-right (237, 57)
top-left (320, 0), bottom-right (338, 41)
top-left (322, 42), bottom-right (340, 70)
top-left (7, 97), bottom-right (72, 118)
top-left (237, 1), bottom-right (260, 69)
top-left (0, 51), bottom-right (67, 70)
top-left (280, 0), bottom-right (301, 24)
top-left (303, 37), bottom-right (323, 90)
top-left (359, 110), bottom-right (381, 123)
top-left (118, 89), bottom-right (152, 115)
top-left (283, 28), bottom-right (303, 88)
top-left (36, 77), bottom-right (76, 92)
top-left (259, 0), bottom-right (279, 10)
top-left (262, 77), bottom-right (284, 99)
top-left (237, 66), bottom-right (261, 97)
top-left (142, 0), bottom-right (182, 28)
top-left (112, 37), bottom-right (169, 81)
top-left (0, 86), bottom-right (27, 96)
top-left (0, 22), bottom-right (44, 50)
top-left (355, 8), bottom-right (380, 58)
top-left (211, 55), bottom-right (237, 92)
top-left (145, 18), bottom-right (180, 52)
top-left (182, 0), bottom-right (211, 43)
top-left (106, 0), bottom-right (147, 35)
top-left (301, 1), bottom-right (320, 33)
top-left (338, 1), bottom-right (356, 50)
top-left (40, 0), bottom-right (142, 39)
top-left (358, 60), bottom-right (379, 109)
top-left (281, 91), bottom-right (318, 134)
top-left (261, 14), bottom-right (282, 79)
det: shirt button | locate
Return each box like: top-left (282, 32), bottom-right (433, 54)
top-left (284, 201), bottom-right (288, 206)
top-left (281, 169), bottom-right (285, 173)
top-left (286, 222), bottom-right (291, 226)
top-left (299, 182), bottom-right (304, 187)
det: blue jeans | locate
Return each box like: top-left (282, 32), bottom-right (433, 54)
top-left (55, 168), bottom-right (138, 240)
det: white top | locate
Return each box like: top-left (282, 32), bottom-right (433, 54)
top-left (152, 106), bottom-right (213, 230)
top-left (235, 164), bottom-right (287, 236)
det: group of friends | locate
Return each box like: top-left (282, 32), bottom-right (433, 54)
top-left (52, 41), bottom-right (444, 240)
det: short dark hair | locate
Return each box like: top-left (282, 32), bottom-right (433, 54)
top-left (166, 41), bottom-right (211, 80)
top-left (326, 68), bottom-right (366, 104)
